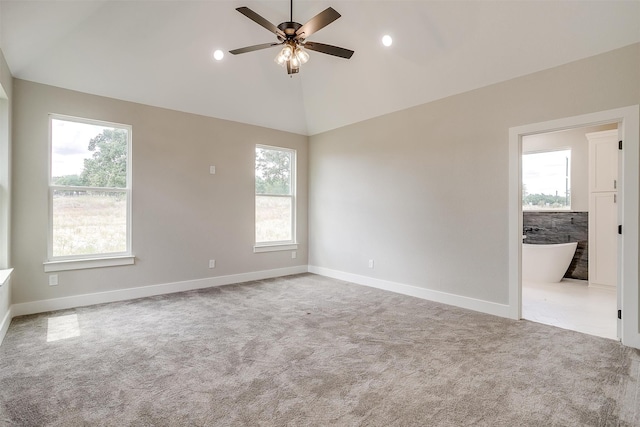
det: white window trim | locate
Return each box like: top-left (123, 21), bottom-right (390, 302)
top-left (46, 114), bottom-right (133, 271)
top-left (254, 145), bottom-right (297, 251)
top-left (0, 94), bottom-right (11, 272)
top-left (44, 256), bottom-right (135, 272)
top-left (253, 243), bottom-right (299, 253)
top-left (0, 268), bottom-right (13, 287)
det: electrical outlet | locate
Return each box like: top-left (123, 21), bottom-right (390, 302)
top-left (49, 275), bottom-right (59, 286)
top-left (209, 165), bottom-right (216, 175)
top-left (368, 259), bottom-right (374, 269)
top-left (208, 259), bottom-right (216, 269)
top-left (292, 251), bottom-right (297, 259)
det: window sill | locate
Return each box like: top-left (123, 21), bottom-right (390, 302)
top-left (43, 255), bottom-right (135, 272)
top-left (523, 209), bottom-right (573, 212)
top-left (254, 243), bottom-right (298, 253)
top-left (0, 268), bottom-right (13, 287)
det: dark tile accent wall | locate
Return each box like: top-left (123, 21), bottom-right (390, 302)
top-left (523, 211), bottom-right (588, 280)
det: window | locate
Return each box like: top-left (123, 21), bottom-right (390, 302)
top-left (522, 149), bottom-right (571, 211)
top-left (46, 115), bottom-right (133, 271)
top-left (255, 145), bottom-right (296, 251)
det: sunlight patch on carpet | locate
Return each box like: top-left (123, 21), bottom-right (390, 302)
top-left (47, 314), bottom-right (80, 342)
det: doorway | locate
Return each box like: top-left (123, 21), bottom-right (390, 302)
top-left (508, 106), bottom-right (640, 349)
top-left (520, 124), bottom-right (617, 339)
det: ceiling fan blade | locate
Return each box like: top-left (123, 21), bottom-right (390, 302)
top-left (295, 7), bottom-right (341, 39)
top-left (303, 41), bottom-right (354, 59)
top-left (229, 43), bottom-right (281, 55)
top-left (236, 7), bottom-right (285, 38)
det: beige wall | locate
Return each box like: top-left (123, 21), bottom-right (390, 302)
top-left (522, 123), bottom-right (617, 212)
top-left (12, 80), bottom-right (308, 304)
top-left (309, 43), bottom-right (640, 305)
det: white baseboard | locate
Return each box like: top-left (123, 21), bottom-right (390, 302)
top-left (588, 281), bottom-right (616, 291)
top-left (0, 305), bottom-right (12, 346)
top-left (10, 265), bottom-right (308, 318)
top-left (309, 265), bottom-right (511, 318)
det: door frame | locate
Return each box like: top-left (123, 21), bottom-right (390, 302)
top-left (508, 105), bottom-right (640, 349)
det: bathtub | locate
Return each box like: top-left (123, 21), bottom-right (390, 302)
top-left (522, 242), bottom-right (578, 283)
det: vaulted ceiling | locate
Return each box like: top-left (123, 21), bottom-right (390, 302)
top-left (1, 1), bottom-right (639, 135)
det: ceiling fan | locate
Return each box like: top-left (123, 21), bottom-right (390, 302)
top-left (229, 0), bottom-right (354, 75)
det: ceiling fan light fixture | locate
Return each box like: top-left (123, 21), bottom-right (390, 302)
top-left (295, 47), bottom-right (310, 64)
top-left (286, 61), bottom-right (300, 75)
top-left (275, 42), bottom-right (307, 73)
top-left (281, 45), bottom-right (293, 59)
top-left (275, 52), bottom-right (287, 66)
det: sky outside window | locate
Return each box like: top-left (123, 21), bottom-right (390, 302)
top-left (51, 119), bottom-right (109, 178)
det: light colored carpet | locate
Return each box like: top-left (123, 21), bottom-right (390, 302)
top-left (1, 273), bottom-right (639, 426)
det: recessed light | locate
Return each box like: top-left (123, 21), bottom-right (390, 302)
top-left (213, 50), bottom-right (224, 61)
top-left (382, 35), bottom-right (393, 47)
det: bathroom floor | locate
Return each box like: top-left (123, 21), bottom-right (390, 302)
top-left (522, 279), bottom-right (617, 340)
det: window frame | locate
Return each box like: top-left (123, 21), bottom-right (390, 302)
top-left (0, 89), bottom-right (13, 284)
top-left (522, 147), bottom-right (572, 212)
top-left (44, 114), bottom-right (134, 272)
top-left (254, 144), bottom-right (297, 253)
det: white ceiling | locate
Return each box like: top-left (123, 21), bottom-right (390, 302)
top-left (1, 1), bottom-right (639, 136)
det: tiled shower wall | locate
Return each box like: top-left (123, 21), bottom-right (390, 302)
top-left (523, 211), bottom-right (588, 280)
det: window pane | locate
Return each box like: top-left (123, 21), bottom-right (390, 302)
top-left (51, 119), bottom-right (128, 188)
top-left (52, 190), bottom-right (127, 257)
top-left (522, 149), bottom-right (571, 210)
top-left (255, 147), bottom-right (291, 195)
top-left (256, 196), bottom-right (292, 243)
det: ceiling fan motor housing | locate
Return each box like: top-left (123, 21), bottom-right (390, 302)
top-left (277, 22), bottom-right (303, 40)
